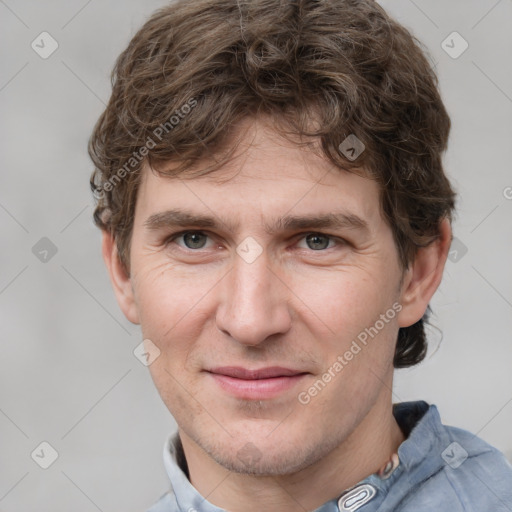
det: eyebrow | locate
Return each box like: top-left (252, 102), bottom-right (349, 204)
top-left (143, 208), bottom-right (370, 235)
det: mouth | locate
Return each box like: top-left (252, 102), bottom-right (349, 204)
top-left (205, 366), bottom-right (310, 400)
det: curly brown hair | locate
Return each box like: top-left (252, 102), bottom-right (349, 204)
top-left (89, 0), bottom-right (456, 368)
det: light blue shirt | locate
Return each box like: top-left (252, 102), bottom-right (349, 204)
top-left (146, 401), bottom-right (512, 511)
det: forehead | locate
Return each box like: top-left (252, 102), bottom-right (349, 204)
top-left (136, 117), bottom-right (382, 230)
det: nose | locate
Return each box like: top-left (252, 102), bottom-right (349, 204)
top-left (215, 250), bottom-right (292, 346)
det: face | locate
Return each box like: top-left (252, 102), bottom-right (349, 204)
top-left (118, 117), bottom-right (410, 475)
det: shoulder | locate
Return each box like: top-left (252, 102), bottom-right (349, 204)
top-left (401, 447), bottom-right (512, 511)
top-left (436, 425), bottom-right (512, 509)
top-left (394, 405), bottom-right (512, 511)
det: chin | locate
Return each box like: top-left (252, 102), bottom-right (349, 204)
top-left (211, 447), bottom-right (313, 476)
top-left (201, 428), bottom-right (340, 477)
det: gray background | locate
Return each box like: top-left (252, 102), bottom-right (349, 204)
top-left (1, 0), bottom-right (511, 510)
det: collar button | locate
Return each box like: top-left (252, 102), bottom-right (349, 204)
top-left (337, 484), bottom-right (377, 511)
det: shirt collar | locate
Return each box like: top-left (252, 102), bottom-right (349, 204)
top-left (162, 401), bottom-right (444, 512)
top-left (163, 433), bottom-right (228, 512)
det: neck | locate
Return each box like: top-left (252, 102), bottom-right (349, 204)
top-left (180, 396), bottom-right (405, 512)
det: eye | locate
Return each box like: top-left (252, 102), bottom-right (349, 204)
top-left (167, 231), bottom-right (214, 250)
top-left (297, 233), bottom-right (340, 251)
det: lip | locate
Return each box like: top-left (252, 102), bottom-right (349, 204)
top-left (206, 366), bottom-right (309, 400)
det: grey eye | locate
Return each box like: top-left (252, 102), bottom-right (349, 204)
top-left (305, 233), bottom-right (331, 250)
top-left (182, 232), bottom-right (208, 249)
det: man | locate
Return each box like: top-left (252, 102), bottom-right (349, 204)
top-left (89, 0), bottom-right (512, 510)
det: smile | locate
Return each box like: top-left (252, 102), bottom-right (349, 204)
top-left (206, 366), bottom-right (309, 400)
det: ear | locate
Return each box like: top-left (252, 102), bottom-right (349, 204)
top-left (397, 218), bottom-right (452, 328)
top-left (101, 230), bottom-right (140, 324)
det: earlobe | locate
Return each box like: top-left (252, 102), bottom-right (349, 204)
top-left (101, 231), bottom-right (140, 325)
top-left (397, 218), bottom-right (452, 328)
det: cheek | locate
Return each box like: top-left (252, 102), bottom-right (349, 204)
top-left (135, 268), bottom-right (214, 415)
top-left (134, 259), bottom-right (215, 326)
top-left (290, 266), bottom-right (401, 392)
top-left (290, 267), bottom-right (395, 340)
top-left (132, 264), bottom-right (219, 368)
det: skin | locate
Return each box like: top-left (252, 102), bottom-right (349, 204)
top-left (103, 116), bottom-right (451, 512)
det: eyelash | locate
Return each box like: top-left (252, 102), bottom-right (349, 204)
top-left (163, 230), bottom-right (346, 252)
